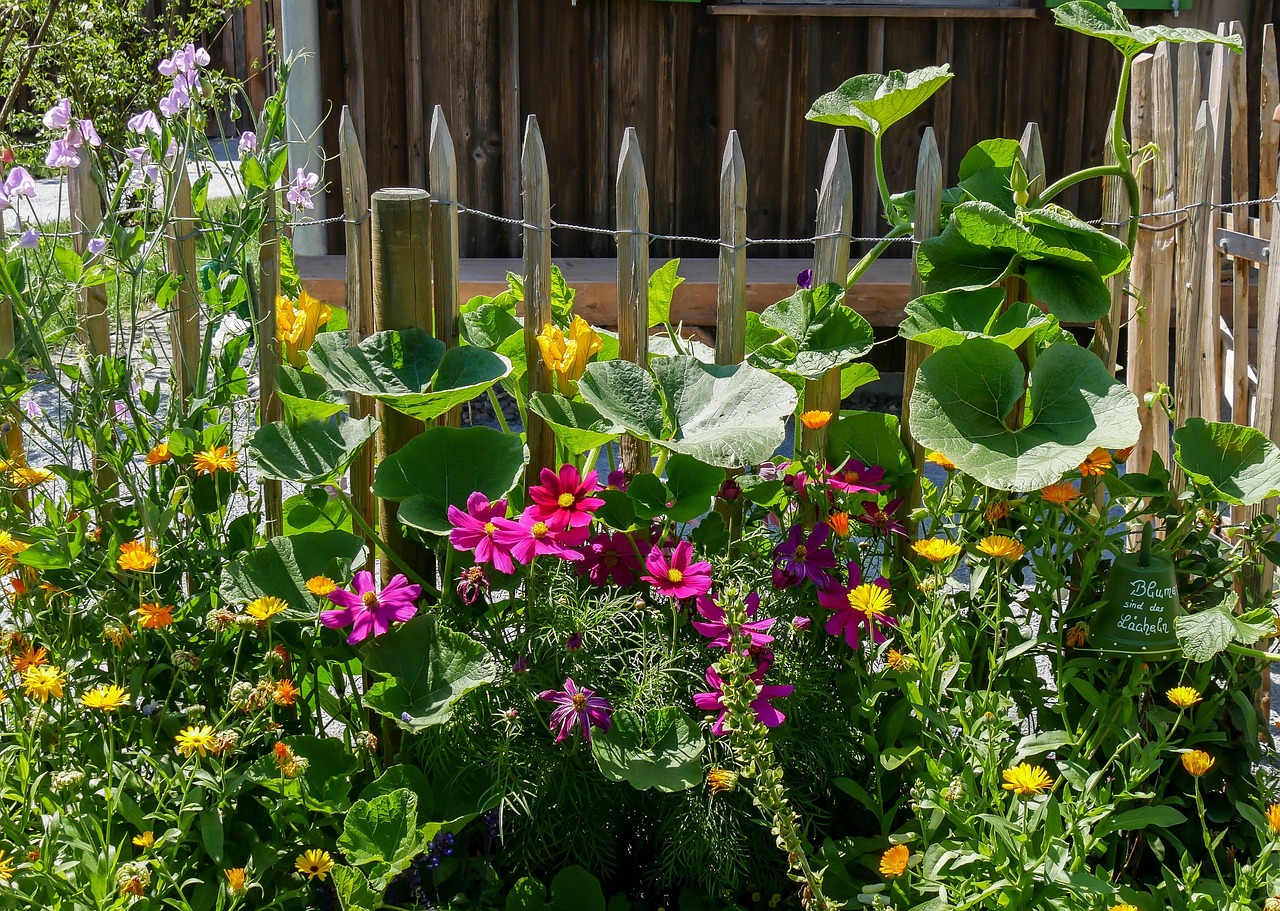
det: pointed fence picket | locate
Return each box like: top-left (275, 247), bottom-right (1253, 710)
top-left (617, 128), bottom-right (652, 478)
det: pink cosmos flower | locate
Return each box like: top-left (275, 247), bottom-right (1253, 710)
top-left (855, 497), bottom-right (906, 537)
top-left (320, 570), bottom-right (421, 644)
top-left (825, 458), bottom-right (890, 496)
top-left (692, 592), bottom-right (775, 650)
top-left (771, 522), bottom-right (837, 589)
top-left (528, 464), bottom-right (604, 529)
top-left (42, 99), bottom-right (72, 131)
top-left (538, 677), bottom-right (613, 744)
top-left (692, 659), bottom-right (793, 736)
top-left (446, 492), bottom-right (518, 575)
top-left (576, 531), bottom-right (643, 588)
top-left (492, 509), bottom-right (589, 564)
top-left (642, 541), bottom-right (712, 600)
top-left (816, 563), bottom-right (897, 649)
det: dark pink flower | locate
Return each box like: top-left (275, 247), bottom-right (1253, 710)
top-left (538, 677), bottom-right (613, 744)
top-left (791, 615), bottom-right (812, 632)
top-left (692, 592), bottom-right (775, 649)
top-left (642, 541), bottom-right (712, 600)
top-left (492, 509), bottom-right (589, 564)
top-left (565, 632), bottom-right (583, 652)
top-left (771, 522), bottom-right (836, 589)
top-left (855, 497), bottom-right (906, 537)
top-left (606, 469), bottom-right (628, 491)
top-left (528, 464), bottom-right (604, 529)
top-left (825, 458), bottom-right (889, 496)
top-left (692, 660), bottom-right (793, 736)
top-left (447, 492), bottom-right (519, 574)
top-left (816, 563), bottom-right (896, 649)
top-left (455, 565), bottom-right (489, 605)
top-left (576, 531), bottom-right (643, 588)
top-left (718, 478), bottom-right (741, 502)
top-left (320, 571), bottom-right (421, 644)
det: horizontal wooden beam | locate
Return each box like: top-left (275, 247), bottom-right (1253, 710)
top-left (707, 4), bottom-right (1039, 18)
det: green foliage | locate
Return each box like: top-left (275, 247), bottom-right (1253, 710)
top-left (593, 707), bottom-right (705, 792)
top-left (249, 415), bottom-right (379, 484)
top-left (1053, 1), bottom-right (1243, 60)
top-left (805, 65), bottom-right (953, 138)
top-left (745, 282), bottom-right (875, 381)
top-left (1173, 418), bottom-right (1280, 506)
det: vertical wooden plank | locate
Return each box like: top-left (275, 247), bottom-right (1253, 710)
top-left (522, 116), bottom-right (555, 486)
top-left (716, 18), bottom-right (738, 185)
top-left (1147, 42), bottom-right (1177, 471)
top-left (933, 20), bottom-right (954, 179)
top-left (257, 189), bottom-right (282, 538)
top-left (617, 127), bottom-right (651, 477)
top-left (1127, 55), bottom-right (1156, 471)
top-left (164, 163), bottom-right (200, 400)
top-left (244, 0), bottom-right (267, 115)
top-left (1228, 22), bottom-right (1249, 430)
top-left (800, 131), bottom-right (852, 457)
top-left (68, 157), bottom-right (109, 358)
top-left (716, 132), bottom-right (747, 368)
top-left (1201, 27), bottom-right (1230, 420)
top-left (341, 0), bottom-right (366, 145)
top-left (1254, 179), bottom-right (1280, 610)
top-left (404, 0), bottom-right (426, 189)
top-left (1091, 116), bottom-right (1128, 374)
top-left (498, 0), bottom-right (522, 256)
top-left (1062, 35), bottom-right (1091, 214)
top-left (1258, 25), bottom-right (1278, 310)
top-left (430, 106), bottom-right (462, 428)
top-left (1174, 102), bottom-right (1215, 458)
top-left (340, 106), bottom-right (376, 568)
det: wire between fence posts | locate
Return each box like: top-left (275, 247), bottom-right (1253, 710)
top-left (257, 187), bottom-right (283, 539)
top-left (429, 106), bottom-right (463, 428)
top-left (617, 127), bottom-right (652, 478)
top-left (522, 116), bottom-right (556, 489)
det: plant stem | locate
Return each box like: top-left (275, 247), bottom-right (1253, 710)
top-left (846, 223), bottom-right (913, 289)
top-left (334, 490), bottom-right (440, 597)
top-left (874, 132), bottom-right (893, 225)
top-left (488, 388), bottom-right (511, 435)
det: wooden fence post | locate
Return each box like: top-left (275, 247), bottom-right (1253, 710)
top-left (372, 187), bottom-right (434, 579)
top-left (1259, 25), bottom-right (1278, 310)
top-left (1127, 54), bottom-right (1157, 472)
top-left (68, 156), bottom-right (108, 357)
top-left (1200, 27), bottom-right (1232, 420)
top-left (430, 106), bottom-right (463, 428)
top-left (1092, 117), bottom-right (1128, 374)
top-left (1142, 43), bottom-right (1177, 472)
top-left (800, 131), bottom-right (852, 457)
top-left (715, 132), bottom-right (747, 368)
top-left (165, 158), bottom-right (201, 401)
top-left (1227, 21), bottom-right (1250, 468)
top-left (617, 127), bottom-right (652, 477)
top-left (522, 116), bottom-right (556, 487)
top-left (257, 188), bottom-right (283, 538)
top-left (340, 105), bottom-right (376, 568)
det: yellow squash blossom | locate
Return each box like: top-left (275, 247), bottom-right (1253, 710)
top-left (536, 316), bottom-right (602, 396)
top-left (879, 844), bottom-right (910, 877)
top-left (1002, 762), bottom-right (1053, 797)
top-left (277, 290), bottom-right (332, 367)
top-left (296, 849), bottom-right (334, 880)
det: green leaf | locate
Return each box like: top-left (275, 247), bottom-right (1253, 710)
top-left (750, 284), bottom-right (874, 379)
top-left (1100, 806), bottom-right (1187, 835)
top-left (575, 360), bottom-right (668, 441)
top-left (460, 302), bottom-right (522, 350)
top-left (1023, 207), bottom-right (1131, 279)
top-left (917, 223), bottom-right (1013, 291)
top-left (648, 259), bottom-right (684, 328)
top-left (332, 866), bottom-right (379, 911)
top-left (221, 531), bottom-right (365, 613)
top-left (957, 138), bottom-right (1022, 212)
top-left (1053, 2), bottom-right (1243, 59)
top-left (278, 364), bottom-right (348, 422)
top-left (806, 65), bottom-right (954, 137)
top-left (840, 362), bottom-right (880, 398)
top-left (1176, 604), bottom-right (1238, 663)
top-left (337, 788), bottom-right (422, 890)
top-left (826, 410), bottom-right (913, 489)
top-left (1022, 257), bottom-right (1113, 323)
top-left (899, 287), bottom-right (1046, 349)
top-left (908, 340), bottom-right (1140, 490)
top-left (506, 878), bottom-right (547, 911)
top-left (373, 425), bottom-right (525, 535)
top-left (528, 393), bottom-right (623, 455)
top-left (549, 866), bottom-right (606, 911)
top-left (362, 615), bottom-right (498, 731)
top-left (593, 707), bottom-right (704, 792)
top-left (1172, 418), bottom-right (1280, 506)
top-left (248, 416), bottom-right (378, 484)
top-left (247, 734), bottom-right (358, 812)
top-left (628, 455), bottom-right (724, 523)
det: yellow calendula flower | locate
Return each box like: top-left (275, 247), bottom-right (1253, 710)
top-left (1040, 481), bottom-right (1081, 507)
top-left (175, 724), bottom-right (219, 758)
top-left (911, 538), bottom-right (961, 564)
top-left (925, 451), bottom-right (957, 471)
top-left (193, 445), bottom-right (239, 476)
top-left (22, 664), bottom-right (66, 703)
top-left (1109, 905), bottom-right (1140, 911)
top-left (224, 867), bottom-right (248, 895)
top-left (885, 649), bottom-right (913, 672)
top-left (80, 684), bottom-right (129, 712)
top-left (1180, 750), bottom-right (1215, 777)
top-left (1001, 762), bottom-right (1053, 797)
top-left (1265, 803), bottom-right (1280, 835)
top-left (246, 596), bottom-right (288, 622)
top-left (0, 849), bottom-right (14, 881)
top-left (536, 316), bottom-right (602, 396)
top-left (1166, 686), bottom-right (1203, 709)
top-left (848, 583), bottom-right (893, 619)
top-left (277, 290), bottom-right (333, 368)
top-left (976, 535), bottom-right (1025, 562)
top-left (135, 602), bottom-right (174, 630)
top-left (9, 467), bottom-right (52, 488)
top-left (306, 575), bottom-right (337, 596)
top-left (296, 849), bottom-right (334, 881)
top-left (145, 443), bottom-right (172, 466)
top-left (132, 832), bottom-right (154, 849)
top-left (879, 844), bottom-right (910, 877)
top-left (706, 768), bottom-right (738, 794)
top-left (1078, 447), bottom-right (1113, 476)
top-left (117, 540), bottom-right (158, 572)
top-left (799, 410), bottom-right (832, 430)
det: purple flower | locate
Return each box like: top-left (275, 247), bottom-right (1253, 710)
top-left (537, 677), bottom-right (613, 744)
top-left (527, 464), bottom-right (604, 529)
top-left (692, 592), bottom-right (776, 650)
top-left (159, 85), bottom-right (191, 118)
top-left (3, 167), bottom-right (34, 199)
top-left (757, 461), bottom-right (784, 482)
top-left (125, 146), bottom-right (161, 183)
top-left (127, 111), bottom-right (161, 135)
top-left (42, 99), bottom-right (72, 131)
top-left (111, 401), bottom-right (128, 421)
top-left (68, 119), bottom-right (100, 149)
top-left (855, 497), bottom-right (907, 537)
top-left (565, 632), bottom-right (583, 652)
top-left (287, 169), bottom-right (320, 210)
top-left (238, 131), bottom-right (258, 156)
top-left (718, 478), bottom-right (741, 502)
top-left (17, 230), bottom-right (37, 250)
top-left (512, 655), bottom-right (528, 675)
top-left (162, 43), bottom-right (210, 76)
top-left (642, 541), bottom-right (712, 600)
top-left (791, 615), bottom-right (811, 632)
top-left (320, 570), bottom-right (421, 644)
top-left (692, 659), bottom-right (793, 736)
top-left (605, 469), bottom-right (628, 491)
top-left (455, 565), bottom-right (489, 605)
top-left (576, 531), bottom-right (643, 588)
top-left (796, 268), bottom-right (814, 290)
top-left (87, 237), bottom-right (106, 257)
top-left (771, 522), bottom-right (837, 590)
top-left (22, 399), bottom-right (41, 419)
top-left (446, 492), bottom-right (519, 575)
top-left (44, 140), bottom-right (80, 169)
top-left (174, 69), bottom-right (202, 94)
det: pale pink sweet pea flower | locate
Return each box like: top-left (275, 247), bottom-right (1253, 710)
top-left (159, 85), bottom-right (191, 118)
top-left (3, 167), bottom-right (34, 199)
top-left (78, 119), bottom-right (101, 148)
top-left (320, 570), bottom-right (421, 644)
top-left (44, 140), bottom-right (80, 169)
top-left (17, 230), bottom-right (38, 250)
top-left (286, 169), bottom-right (320, 210)
top-left (127, 111), bottom-right (161, 135)
top-left (237, 131), bottom-right (258, 156)
top-left (87, 238), bottom-right (106, 257)
top-left (42, 99), bottom-right (72, 131)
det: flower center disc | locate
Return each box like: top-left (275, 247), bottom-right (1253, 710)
top-left (556, 492), bottom-right (576, 508)
top-left (362, 591), bottom-right (379, 609)
top-left (483, 521), bottom-right (496, 536)
top-left (794, 545), bottom-right (808, 561)
top-left (531, 522), bottom-right (549, 538)
top-left (571, 693), bottom-right (587, 710)
top-left (666, 568), bottom-right (684, 583)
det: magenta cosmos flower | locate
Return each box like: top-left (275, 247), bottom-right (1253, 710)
top-left (320, 571), bottom-right (421, 644)
top-left (447, 492), bottom-right (519, 574)
top-left (576, 531), bottom-right (643, 587)
top-left (538, 677), bottom-right (613, 744)
top-left (771, 522), bottom-right (837, 589)
top-left (692, 658), bottom-right (793, 736)
top-left (816, 563), bottom-right (896, 649)
top-left (642, 541), bottom-right (712, 599)
top-left (528, 464), bottom-right (604, 529)
top-left (855, 497), bottom-right (906, 537)
top-left (492, 509), bottom-right (589, 564)
top-left (692, 592), bottom-right (776, 650)
top-left (825, 458), bottom-right (889, 496)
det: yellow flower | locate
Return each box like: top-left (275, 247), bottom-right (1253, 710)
top-left (296, 849), bottom-right (334, 881)
top-left (22, 664), bottom-right (66, 703)
top-left (1266, 803), bottom-right (1280, 835)
top-left (925, 451), bottom-right (957, 471)
top-left (117, 540), bottom-right (158, 572)
top-left (799, 410), bottom-right (832, 430)
top-left (536, 316), bottom-right (602, 396)
top-left (879, 844), bottom-right (910, 877)
top-left (175, 724), bottom-right (219, 758)
top-left (976, 535), bottom-right (1025, 562)
top-left (1078, 447), bottom-right (1113, 476)
top-left (11, 646), bottom-right (46, 673)
top-left (848, 583), bottom-right (893, 619)
top-left (885, 649), bottom-right (913, 672)
top-left (1065, 623), bottom-right (1088, 649)
top-left (80, 684), bottom-right (129, 712)
top-left (1166, 686), bottom-right (1203, 709)
top-left (145, 443), bottom-right (171, 466)
top-left (706, 768), bottom-right (738, 794)
top-left (132, 832), bottom-right (154, 848)
top-left (1109, 905), bottom-right (1140, 911)
top-left (1040, 481), bottom-right (1081, 507)
top-left (224, 867), bottom-right (248, 895)
top-left (306, 575), bottom-right (337, 596)
top-left (1180, 749), bottom-right (1215, 777)
top-left (983, 500), bottom-right (1011, 522)
top-left (0, 849), bottom-right (14, 881)
top-left (246, 596), bottom-right (288, 622)
top-left (277, 290), bottom-right (333, 368)
top-left (911, 538), bottom-right (961, 564)
top-left (1001, 762), bottom-right (1053, 797)
top-left (193, 445), bottom-right (239, 476)
top-left (136, 602), bottom-right (174, 630)
top-left (9, 467), bottom-right (52, 488)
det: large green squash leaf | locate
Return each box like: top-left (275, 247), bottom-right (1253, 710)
top-left (592, 707), bottom-right (705, 792)
top-left (278, 364), bottom-right (348, 422)
top-left (528, 393), bottom-right (623, 455)
top-left (337, 788), bottom-right (422, 890)
top-left (332, 866), bottom-right (379, 911)
top-left (826, 410), bottom-right (914, 490)
top-left (806, 65), bottom-right (953, 137)
top-left (899, 287), bottom-right (1047, 349)
top-left (628, 454), bottom-right (724, 522)
top-left (1173, 418), bottom-right (1280, 506)
top-left (748, 283), bottom-right (874, 379)
top-left (908, 340), bottom-right (1140, 490)
top-left (916, 223), bottom-right (1013, 291)
top-left (1176, 600), bottom-right (1273, 663)
top-left (247, 734), bottom-right (358, 813)
top-left (1054, 2), bottom-right (1243, 59)
top-left (249, 415), bottom-right (378, 484)
top-left (221, 530), bottom-right (366, 613)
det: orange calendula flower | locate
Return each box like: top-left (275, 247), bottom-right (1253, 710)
top-left (983, 500), bottom-right (1010, 522)
top-left (224, 867), bottom-right (248, 895)
top-left (799, 410), bottom-right (832, 430)
top-left (305, 575), bottom-right (337, 596)
top-left (1113, 446), bottom-right (1135, 463)
top-left (277, 290), bottom-right (333, 368)
top-left (925, 451), bottom-right (957, 471)
top-left (1166, 686), bottom-right (1202, 709)
top-left (11, 645), bottom-right (47, 673)
top-left (275, 679), bottom-right (299, 706)
top-left (885, 649), bottom-right (913, 672)
top-left (1040, 481), bottom-right (1081, 507)
top-left (911, 538), bottom-right (961, 564)
top-left (193, 445), bottom-right (239, 476)
top-left (136, 603), bottom-right (174, 630)
top-left (706, 768), bottom-right (738, 794)
top-left (145, 443), bottom-right (172, 466)
top-left (828, 511), bottom-right (850, 538)
top-left (9, 467), bottom-right (52, 488)
top-left (1065, 623), bottom-right (1088, 649)
top-left (536, 316), bottom-right (603, 396)
top-left (245, 596), bottom-right (287, 622)
top-left (976, 535), bottom-right (1025, 562)
top-left (1078, 447), bottom-right (1113, 476)
top-left (1180, 750), bottom-right (1215, 777)
top-left (879, 844), bottom-right (910, 877)
top-left (1001, 762), bottom-right (1053, 797)
top-left (117, 540), bottom-right (158, 572)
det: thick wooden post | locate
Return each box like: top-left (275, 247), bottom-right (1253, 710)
top-left (1092, 115), bottom-right (1129, 374)
top-left (617, 127), bottom-right (652, 477)
top-left (372, 188), bottom-right (434, 579)
top-left (522, 116), bottom-right (555, 486)
top-left (68, 156), bottom-right (108, 357)
top-left (1199, 27), bottom-right (1231, 420)
top-left (715, 132), bottom-right (747, 367)
top-left (1228, 22), bottom-right (1250, 434)
top-left (800, 131), bottom-right (852, 457)
top-left (257, 188), bottom-right (283, 538)
top-left (1127, 55), bottom-right (1157, 472)
top-left (165, 160), bottom-right (201, 401)
top-left (429, 106), bottom-right (462, 427)
top-left (1259, 26), bottom-right (1278, 309)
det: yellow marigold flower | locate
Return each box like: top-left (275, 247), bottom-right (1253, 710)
top-left (1166, 686), bottom-right (1203, 709)
top-left (296, 849), bottom-right (334, 881)
top-left (536, 316), bottom-right (602, 396)
top-left (1040, 481), bottom-right (1081, 507)
top-left (246, 596), bottom-right (287, 622)
top-left (145, 443), bottom-right (172, 466)
top-left (983, 500), bottom-right (1010, 522)
top-left (224, 867), bottom-right (248, 895)
top-left (1065, 623), bottom-right (1088, 649)
top-left (925, 451), bottom-right (957, 471)
top-left (706, 768), bottom-right (738, 794)
top-left (1078, 447), bottom-right (1113, 476)
top-left (1180, 750), bottom-right (1215, 777)
top-left (306, 575), bottom-right (337, 596)
top-left (799, 410), bottom-right (832, 430)
top-left (22, 664), bottom-right (66, 703)
top-left (277, 290), bottom-right (333, 368)
top-left (976, 535), bottom-right (1025, 562)
top-left (0, 531), bottom-right (26, 556)
top-left (175, 724), bottom-right (219, 758)
top-left (80, 684), bottom-right (129, 713)
top-left (828, 511), bottom-right (850, 538)
top-left (193, 445), bottom-right (239, 476)
top-left (135, 602), bottom-right (174, 630)
top-left (1001, 762), bottom-right (1053, 797)
top-left (879, 844), bottom-right (910, 877)
top-left (885, 649), bottom-right (913, 672)
top-left (1266, 803), bottom-right (1280, 835)
top-left (11, 645), bottom-right (46, 673)
top-left (849, 583), bottom-right (893, 619)
top-left (0, 850), bottom-right (14, 881)
top-left (132, 832), bottom-right (154, 848)
top-left (117, 540), bottom-right (158, 572)
top-left (911, 538), bottom-right (961, 564)
top-left (9, 467), bottom-right (52, 488)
